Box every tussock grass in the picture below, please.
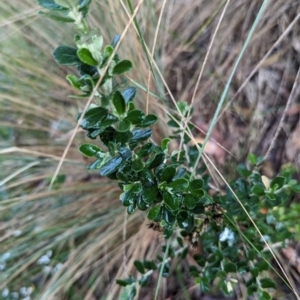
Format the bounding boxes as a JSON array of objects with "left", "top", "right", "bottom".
[{"left": 1, "top": 0, "right": 300, "bottom": 299}]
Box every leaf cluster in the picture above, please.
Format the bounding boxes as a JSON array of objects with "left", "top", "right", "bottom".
[{"left": 37, "top": 1, "right": 300, "bottom": 299}]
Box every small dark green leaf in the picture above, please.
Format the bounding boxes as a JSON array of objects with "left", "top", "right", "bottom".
[
  {"left": 168, "top": 178, "right": 189, "bottom": 192},
  {"left": 163, "top": 191, "right": 180, "bottom": 212},
  {"left": 99, "top": 155, "right": 122, "bottom": 176},
  {"left": 250, "top": 267, "right": 259, "bottom": 277},
  {"left": 260, "top": 278, "right": 276, "bottom": 289},
  {"left": 116, "top": 280, "right": 129, "bottom": 287},
  {"left": 137, "top": 196, "right": 149, "bottom": 211},
  {"left": 190, "top": 179, "right": 204, "bottom": 190},
  {"left": 122, "top": 87, "right": 136, "bottom": 103},
  {"left": 127, "top": 202, "right": 136, "bottom": 215},
  {"left": 162, "top": 207, "right": 176, "bottom": 224},
  {"left": 173, "top": 167, "right": 187, "bottom": 180},
  {"left": 183, "top": 194, "right": 196, "bottom": 209},
  {"left": 126, "top": 110, "right": 145, "bottom": 124},
  {"left": 143, "top": 260, "right": 157, "bottom": 270},
  {"left": 251, "top": 185, "right": 265, "bottom": 196},
  {"left": 120, "top": 189, "right": 135, "bottom": 207},
  {"left": 142, "top": 187, "right": 158, "bottom": 205},
  {"left": 77, "top": 48, "right": 98, "bottom": 66},
  {"left": 160, "top": 166, "right": 176, "bottom": 183},
  {"left": 134, "top": 260, "right": 145, "bottom": 274},
  {"left": 53, "top": 46, "right": 81, "bottom": 66},
  {"left": 137, "top": 143, "right": 154, "bottom": 158},
  {"left": 224, "top": 262, "right": 237, "bottom": 273},
  {"left": 131, "top": 158, "right": 144, "bottom": 172},
  {"left": 129, "top": 128, "right": 152, "bottom": 147},
  {"left": 37, "top": 0, "right": 69, "bottom": 11},
  {"left": 80, "top": 107, "right": 107, "bottom": 129},
  {"left": 112, "top": 59, "right": 133, "bottom": 75},
  {"left": 177, "top": 210, "right": 194, "bottom": 233},
  {"left": 113, "top": 91, "right": 126, "bottom": 115},
  {"left": 141, "top": 114, "right": 158, "bottom": 127},
  {"left": 163, "top": 224, "right": 174, "bottom": 239},
  {"left": 270, "top": 176, "right": 285, "bottom": 189},
  {"left": 117, "top": 119, "right": 131, "bottom": 132},
  {"left": 147, "top": 205, "right": 161, "bottom": 220},
  {"left": 237, "top": 163, "right": 252, "bottom": 177},
  {"left": 79, "top": 143, "right": 102, "bottom": 157},
  {"left": 147, "top": 153, "right": 165, "bottom": 169}
]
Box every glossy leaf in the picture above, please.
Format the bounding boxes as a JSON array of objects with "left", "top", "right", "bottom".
[
  {"left": 113, "top": 91, "right": 126, "bottom": 115},
  {"left": 99, "top": 155, "right": 122, "bottom": 176},
  {"left": 126, "top": 110, "right": 145, "bottom": 124},
  {"left": 131, "top": 158, "right": 144, "bottom": 172},
  {"left": 80, "top": 107, "right": 107, "bottom": 129},
  {"left": 129, "top": 128, "right": 152, "bottom": 147},
  {"left": 270, "top": 176, "right": 285, "bottom": 190},
  {"left": 137, "top": 196, "right": 149, "bottom": 211},
  {"left": 162, "top": 207, "right": 176, "bottom": 224},
  {"left": 137, "top": 143, "right": 154, "bottom": 158},
  {"left": 77, "top": 48, "right": 98, "bottom": 66},
  {"left": 183, "top": 194, "right": 196, "bottom": 210},
  {"left": 147, "top": 153, "right": 165, "bottom": 169},
  {"left": 147, "top": 205, "right": 161, "bottom": 220},
  {"left": 168, "top": 178, "right": 189, "bottom": 192},
  {"left": 127, "top": 202, "right": 136, "bottom": 215},
  {"left": 142, "top": 187, "right": 158, "bottom": 205},
  {"left": 87, "top": 159, "right": 103, "bottom": 170},
  {"left": 112, "top": 59, "right": 133, "bottom": 75},
  {"left": 117, "top": 119, "right": 131, "bottom": 132},
  {"left": 122, "top": 87, "right": 136, "bottom": 103},
  {"left": 163, "top": 224, "right": 174, "bottom": 239},
  {"left": 120, "top": 189, "right": 135, "bottom": 207},
  {"left": 79, "top": 143, "right": 102, "bottom": 157},
  {"left": 163, "top": 191, "right": 180, "bottom": 212},
  {"left": 141, "top": 114, "right": 158, "bottom": 127},
  {"left": 160, "top": 166, "right": 176, "bottom": 183},
  {"left": 53, "top": 46, "right": 81, "bottom": 65},
  {"left": 177, "top": 210, "right": 194, "bottom": 233}
]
